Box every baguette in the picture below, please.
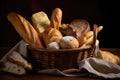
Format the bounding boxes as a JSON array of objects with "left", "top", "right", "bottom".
[
  {"left": 43, "top": 8, "right": 63, "bottom": 47},
  {"left": 7, "top": 12, "right": 43, "bottom": 49},
  {"left": 97, "top": 49, "right": 120, "bottom": 65}
]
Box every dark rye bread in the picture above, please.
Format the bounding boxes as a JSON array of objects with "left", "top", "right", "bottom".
[{"left": 59, "top": 19, "right": 91, "bottom": 38}]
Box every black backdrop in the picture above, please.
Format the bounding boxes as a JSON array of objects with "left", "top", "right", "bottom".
[{"left": 0, "top": 0, "right": 120, "bottom": 48}]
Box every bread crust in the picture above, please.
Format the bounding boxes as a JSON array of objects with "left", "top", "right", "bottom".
[
  {"left": 97, "top": 49, "right": 120, "bottom": 65},
  {"left": 59, "top": 19, "right": 91, "bottom": 38},
  {"left": 7, "top": 12, "right": 43, "bottom": 49},
  {"left": 77, "top": 26, "right": 103, "bottom": 47},
  {"left": 43, "top": 8, "right": 63, "bottom": 47}
]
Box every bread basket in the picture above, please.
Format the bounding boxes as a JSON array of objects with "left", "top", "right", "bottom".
[{"left": 27, "top": 26, "right": 98, "bottom": 70}]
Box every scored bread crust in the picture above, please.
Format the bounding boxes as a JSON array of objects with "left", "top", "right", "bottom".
[
  {"left": 43, "top": 8, "right": 63, "bottom": 47},
  {"left": 7, "top": 12, "right": 43, "bottom": 49}
]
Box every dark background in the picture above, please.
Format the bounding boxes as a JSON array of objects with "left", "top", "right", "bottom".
[{"left": 0, "top": 0, "right": 120, "bottom": 48}]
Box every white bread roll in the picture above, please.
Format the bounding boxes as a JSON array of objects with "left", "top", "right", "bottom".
[
  {"left": 7, "top": 12, "right": 43, "bottom": 49},
  {"left": 47, "top": 42, "right": 60, "bottom": 50},
  {"left": 60, "top": 36, "right": 79, "bottom": 49}
]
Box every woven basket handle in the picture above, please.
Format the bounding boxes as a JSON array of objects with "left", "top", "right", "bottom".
[{"left": 89, "top": 24, "right": 99, "bottom": 57}]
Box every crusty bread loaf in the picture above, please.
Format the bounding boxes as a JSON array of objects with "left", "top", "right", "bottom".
[
  {"left": 7, "top": 51, "right": 32, "bottom": 70},
  {"left": 43, "top": 8, "right": 63, "bottom": 47},
  {"left": 50, "top": 8, "right": 62, "bottom": 29},
  {"left": 7, "top": 12, "right": 43, "bottom": 49},
  {"left": 97, "top": 49, "right": 120, "bottom": 65},
  {"left": 2, "top": 61, "right": 26, "bottom": 75},
  {"left": 59, "top": 19, "right": 91, "bottom": 38}
]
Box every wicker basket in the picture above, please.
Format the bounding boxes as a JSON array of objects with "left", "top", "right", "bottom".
[
  {"left": 27, "top": 25, "right": 98, "bottom": 70},
  {"left": 27, "top": 46, "right": 93, "bottom": 70}
]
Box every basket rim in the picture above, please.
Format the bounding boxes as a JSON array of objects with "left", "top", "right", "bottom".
[{"left": 28, "top": 45, "right": 92, "bottom": 52}]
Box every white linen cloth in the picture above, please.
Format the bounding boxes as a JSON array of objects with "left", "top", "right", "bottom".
[
  {"left": 1, "top": 40, "right": 120, "bottom": 79},
  {"left": 37, "top": 57, "right": 120, "bottom": 79}
]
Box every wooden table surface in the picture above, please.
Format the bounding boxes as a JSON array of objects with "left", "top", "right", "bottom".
[
  {"left": 0, "top": 72, "right": 98, "bottom": 80},
  {"left": 0, "top": 47, "right": 120, "bottom": 80}
]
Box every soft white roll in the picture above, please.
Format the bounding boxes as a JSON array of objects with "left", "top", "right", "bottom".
[{"left": 60, "top": 36, "right": 79, "bottom": 49}]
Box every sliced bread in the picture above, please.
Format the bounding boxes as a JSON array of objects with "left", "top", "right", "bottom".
[
  {"left": 7, "top": 51, "right": 32, "bottom": 70},
  {"left": 2, "top": 61, "right": 26, "bottom": 75}
]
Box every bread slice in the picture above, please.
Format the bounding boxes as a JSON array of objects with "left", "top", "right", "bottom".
[
  {"left": 2, "top": 61, "right": 26, "bottom": 75},
  {"left": 7, "top": 51, "right": 32, "bottom": 70}
]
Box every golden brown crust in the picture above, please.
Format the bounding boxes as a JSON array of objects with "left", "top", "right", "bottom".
[
  {"left": 7, "top": 12, "right": 43, "bottom": 49},
  {"left": 97, "top": 49, "right": 120, "bottom": 65},
  {"left": 43, "top": 8, "right": 63, "bottom": 47},
  {"left": 43, "top": 28, "right": 63, "bottom": 47},
  {"left": 77, "top": 26, "right": 103, "bottom": 47},
  {"left": 50, "top": 8, "right": 62, "bottom": 29}
]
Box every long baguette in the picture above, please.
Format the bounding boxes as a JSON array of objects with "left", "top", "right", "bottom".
[
  {"left": 7, "top": 12, "right": 43, "bottom": 49},
  {"left": 43, "top": 8, "right": 63, "bottom": 47}
]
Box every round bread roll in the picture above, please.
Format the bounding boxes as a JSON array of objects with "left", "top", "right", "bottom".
[
  {"left": 47, "top": 42, "right": 60, "bottom": 50},
  {"left": 60, "top": 36, "right": 79, "bottom": 49}
]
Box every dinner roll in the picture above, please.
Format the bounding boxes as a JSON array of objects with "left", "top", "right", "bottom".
[{"left": 60, "top": 36, "right": 79, "bottom": 49}]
